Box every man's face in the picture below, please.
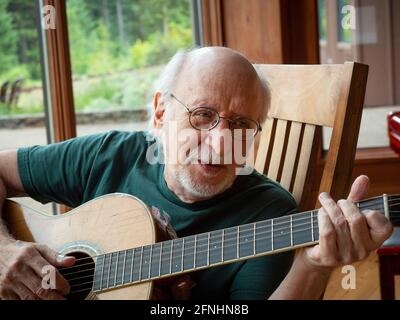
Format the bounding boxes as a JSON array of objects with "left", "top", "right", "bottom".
[{"left": 156, "top": 49, "right": 264, "bottom": 201}]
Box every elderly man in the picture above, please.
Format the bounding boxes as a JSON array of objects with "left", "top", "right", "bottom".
[{"left": 0, "top": 47, "right": 393, "bottom": 300}]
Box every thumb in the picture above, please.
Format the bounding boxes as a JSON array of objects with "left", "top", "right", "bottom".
[
  {"left": 347, "top": 175, "right": 370, "bottom": 202},
  {"left": 36, "top": 244, "right": 76, "bottom": 267}
]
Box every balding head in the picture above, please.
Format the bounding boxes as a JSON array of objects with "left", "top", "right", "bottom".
[
  {"left": 152, "top": 46, "right": 268, "bottom": 203},
  {"left": 153, "top": 46, "right": 268, "bottom": 124}
]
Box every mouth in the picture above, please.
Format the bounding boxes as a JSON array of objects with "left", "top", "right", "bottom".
[{"left": 196, "top": 160, "right": 225, "bottom": 175}]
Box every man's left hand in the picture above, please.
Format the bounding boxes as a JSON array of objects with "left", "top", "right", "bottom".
[{"left": 301, "top": 175, "right": 393, "bottom": 270}]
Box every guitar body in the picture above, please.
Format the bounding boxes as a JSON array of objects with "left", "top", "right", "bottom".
[{"left": 2, "top": 194, "right": 157, "bottom": 300}]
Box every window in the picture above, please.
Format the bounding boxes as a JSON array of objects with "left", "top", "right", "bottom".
[
  {"left": 336, "top": 0, "right": 352, "bottom": 43},
  {"left": 66, "top": 0, "right": 195, "bottom": 136},
  {"left": 0, "top": 0, "right": 49, "bottom": 148},
  {"left": 318, "top": 0, "right": 400, "bottom": 150},
  {"left": 0, "top": 0, "right": 53, "bottom": 214},
  {"left": 318, "top": 0, "right": 327, "bottom": 42}
]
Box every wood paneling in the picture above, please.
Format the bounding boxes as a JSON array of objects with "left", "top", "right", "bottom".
[
  {"left": 201, "top": 0, "right": 224, "bottom": 46},
  {"left": 220, "top": 0, "right": 284, "bottom": 63},
  {"left": 280, "top": 0, "right": 320, "bottom": 64},
  {"left": 202, "top": 0, "right": 319, "bottom": 64},
  {"left": 392, "top": 0, "right": 400, "bottom": 105}
]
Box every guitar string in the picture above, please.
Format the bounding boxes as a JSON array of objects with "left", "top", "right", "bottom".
[
  {"left": 60, "top": 214, "right": 320, "bottom": 276},
  {"left": 51, "top": 198, "right": 398, "bottom": 295},
  {"left": 62, "top": 220, "right": 320, "bottom": 280},
  {"left": 60, "top": 199, "right": 400, "bottom": 276},
  {"left": 59, "top": 197, "right": 399, "bottom": 270},
  {"left": 63, "top": 202, "right": 396, "bottom": 286}
]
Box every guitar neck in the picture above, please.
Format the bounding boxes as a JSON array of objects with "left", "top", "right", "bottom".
[{"left": 91, "top": 195, "right": 389, "bottom": 293}]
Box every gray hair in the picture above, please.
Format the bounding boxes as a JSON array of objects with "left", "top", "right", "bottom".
[{"left": 147, "top": 47, "right": 270, "bottom": 129}]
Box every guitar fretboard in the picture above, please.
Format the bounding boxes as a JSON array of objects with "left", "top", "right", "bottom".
[{"left": 91, "top": 195, "right": 386, "bottom": 292}]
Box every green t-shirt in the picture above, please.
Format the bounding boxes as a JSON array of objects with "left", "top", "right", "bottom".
[{"left": 17, "top": 130, "right": 298, "bottom": 299}]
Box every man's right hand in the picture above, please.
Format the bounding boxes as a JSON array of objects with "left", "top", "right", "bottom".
[{"left": 0, "top": 239, "right": 75, "bottom": 300}]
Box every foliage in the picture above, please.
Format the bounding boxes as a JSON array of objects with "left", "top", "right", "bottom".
[
  {"left": 0, "top": 0, "right": 17, "bottom": 74},
  {"left": 0, "top": 0, "right": 193, "bottom": 115}
]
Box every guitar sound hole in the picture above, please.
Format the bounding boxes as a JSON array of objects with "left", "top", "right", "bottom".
[{"left": 59, "top": 252, "right": 95, "bottom": 300}]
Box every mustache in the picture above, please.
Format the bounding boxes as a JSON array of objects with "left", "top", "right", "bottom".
[{"left": 184, "top": 147, "right": 227, "bottom": 165}]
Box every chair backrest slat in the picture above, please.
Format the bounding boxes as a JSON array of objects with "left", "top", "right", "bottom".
[
  {"left": 254, "top": 62, "right": 369, "bottom": 210},
  {"left": 290, "top": 124, "right": 316, "bottom": 204},
  {"left": 279, "top": 121, "right": 303, "bottom": 195},
  {"left": 267, "top": 119, "right": 289, "bottom": 181}
]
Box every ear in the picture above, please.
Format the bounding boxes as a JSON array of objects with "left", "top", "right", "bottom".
[{"left": 153, "top": 92, "right": 166, "bottom": 129}]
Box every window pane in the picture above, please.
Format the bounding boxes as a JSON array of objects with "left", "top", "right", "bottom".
[
  {"left": 0, "top": 0, "right": 52, "bottom": 214},
  {"left": 318, "top": 0, "right": 400, "bottom": 149},
  {"left": 336, "top": 0, "right": 352, "bottom": 43},
  {"left": 318, "top": 0, "right": 327, "bottom": 41},
  {"left": 66, "top": 0, "right": 194, "bottom": 136}
]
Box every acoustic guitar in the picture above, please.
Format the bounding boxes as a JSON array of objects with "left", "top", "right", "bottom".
[{"left": 2, "top": 193, "right": 399, "bottom": 299}]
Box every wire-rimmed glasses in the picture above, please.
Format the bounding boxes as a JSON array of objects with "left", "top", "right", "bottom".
[{"left": 170, "top": 93, "right": 262, "bottom": 141}]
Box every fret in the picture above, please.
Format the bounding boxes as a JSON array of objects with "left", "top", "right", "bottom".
[
  {"left": 171, "top": 238, "right": 184, "bottom": 273},
  {"left": 170, "top": 240, "right": 174, "bottom": 274},
  {"left": 148, "top": 245, "right": 153, "bottom": 279},
  {"left": 207, "top": 232, "right": 210, "bottom": 265},
  {"left": 236, "top": 226, "right": 240, "bottom": 258},
  {"left": 138, "top": 246, "right": 143, "bottom": 281},
  {"left": 158, "top": 242, "right": 163, "bottom": 276},
  {"left": 290, "top": 216, "right": 293, "bottom": 246},
  {"left": 291, "top": 211, "right": 313, "bottom": 245},
  {"left": 108, "top": 253, "right": 116, "bottom": 288},
  {"left": 312, "top": 210, "right": 319, "bottom": 240},
  {"left": 238, "top": 224, "right": 254, "bottom": 258},
  {"left": 194, "top": 235, "right": 197, "bottom": 268},
  {"left": 108, "top": 252, "right": 118, "bottom": 288},
  {"left": 181, "top": 238, "right": 185, "bottom": 271},
  {"left": 93, "top": 254, "right": 105, "bottom": 291},
  {"left": 132, "top": 247, "right": 141, "bottom": 282},
  {"left": 253, "top": 223, "right": 256, "bottom": 255},
  {"left": 115, "top": 250, "right": 124, "bottom": 286},
  {"left": 195, "top": 233, "right": 208, "bottom": 268},
  {"left": 160, "top": 240, "right": 172, "bottom": 276},
  {"left": 121, "top": 250, "right": 127, "bottom": 285},
  {"left": 255, "top": 220, "right": 272, "bottom": 254},
  {"left": 123, "top": 249, "right": 134, "bottom": 283},
  {"left": 150, "top": 243, "right": 161, "bottom": 278},
  {"left": 140, "top": 245, "right": 151, "bottom": 281},
  {"left": 271, "top": 220, "right": 274, "bottom": 251},
  {"left": 273, "top": 216, "right": 291, "bottom": 250},
  {"left": 221, "top": 230, "right": 225, "bottom": 262},
  {"left": 100, "top": 254, "right": 106, "bottom": 289},
  {"left": 311, "top": 211, "right": 315, "bottom": 241},
  {"left": 125, "top": 248, "right": 133, "bottom": 284},
  {"left": 104, "top": 253, "right": 112, "bottom": 288},
  {"left": 223, "top": 226, "right": 238, "bottom": 261},
  {"left": 183, "top": 235, "right": 195, "bottom": 270},
  {"left": 209, "top": 230, "right": 223, "bottom": 265}
]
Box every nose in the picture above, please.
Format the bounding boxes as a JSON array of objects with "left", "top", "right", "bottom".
[{"left": 204, "top": 120, "right": 233, "bottom": 159}]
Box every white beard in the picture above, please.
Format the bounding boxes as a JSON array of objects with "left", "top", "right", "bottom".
[{"left": 172, "top": 164, "right": 235, "bottom": 198}]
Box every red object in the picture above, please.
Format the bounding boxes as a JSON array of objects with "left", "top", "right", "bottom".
[
  {"left": 378, "top": 118, "right": 399, "bottom": 299},
  {"left": 388, "top": 111, "right": 400, "bottom": 155}
]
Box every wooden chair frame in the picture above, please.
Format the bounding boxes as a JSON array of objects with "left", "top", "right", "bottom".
[{"left": 254, "top": 62, "right": 369, "bottom": 210}]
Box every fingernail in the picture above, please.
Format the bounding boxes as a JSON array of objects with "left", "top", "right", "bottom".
[
  {"left": 361, "top": 209, "right": 373, "bottom": 214},
  {"left": 56, "top": 254, "right": 65, "bottom": 263},
  {"left": 319, "top": 192, "right": 329, "bottom": 200}
]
